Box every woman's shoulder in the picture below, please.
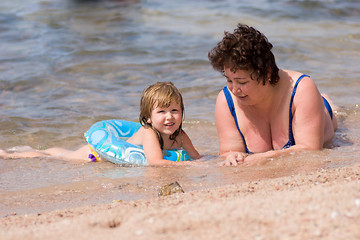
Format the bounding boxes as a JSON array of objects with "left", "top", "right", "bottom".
[
  {"left": 279, "top": 70, "right": 315, "bottom": 92},
  {"left": 281, "top": 69, "right": 311, "bottom": 82},
  {"left": 215, "top": 88, "right": 226, "bottom": 103},
  {"left": 286, "top": 70, "right": 319, "bottom": 105}
]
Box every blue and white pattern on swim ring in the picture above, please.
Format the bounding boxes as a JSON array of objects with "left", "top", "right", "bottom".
[{"left": 84, "top": 119, "right": 191, "bottom": 165}]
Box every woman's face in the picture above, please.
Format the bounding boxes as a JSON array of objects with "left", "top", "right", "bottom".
[{"left": 224, "top": 68, "right": 267, "bottom": 106}]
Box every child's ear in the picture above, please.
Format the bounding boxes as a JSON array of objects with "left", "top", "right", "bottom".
[{"left": 147, "top": 118, "right": 152, "bottom": 124}]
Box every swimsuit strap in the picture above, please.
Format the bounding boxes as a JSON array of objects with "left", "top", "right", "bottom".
[
  {"left": 322, "top": 96, "right": 333, "bottom": 119},
  {"left": 287, "top": 74, "right": 310, "bottom": 147},
  {"left": 222, "top": 87, "right": 251, "bottom": 154}
]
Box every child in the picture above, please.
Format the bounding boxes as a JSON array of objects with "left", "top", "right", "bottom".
[
  {"left": 0, "top": 82, "right": 201, "bottom": 165},
  {"left": 126, "top": 81, "right": 200, "bottom": 165}
]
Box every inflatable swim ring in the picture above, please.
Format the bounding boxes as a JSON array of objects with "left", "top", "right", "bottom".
[{"left": 84, "top": 119, "right": 191, "bottom": 165}]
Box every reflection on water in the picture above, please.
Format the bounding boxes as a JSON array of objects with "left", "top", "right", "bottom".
[{"left": 0, "top": 0, "right": 360, "bottom": 216}]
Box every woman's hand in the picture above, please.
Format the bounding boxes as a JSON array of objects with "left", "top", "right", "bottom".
[
  {"left": 219, "top": 151, "right": 276, "bottom": 166},
  {"left": 219, "top": 152, "right": 247, "bottom": 166},
  {"left": 243, "top": 153, "right": 272, "bottom": 166}
]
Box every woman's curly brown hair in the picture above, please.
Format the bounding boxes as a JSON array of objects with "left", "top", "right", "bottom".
[{"left": 208, "top": 23, "right": 279, "bottom": 86}]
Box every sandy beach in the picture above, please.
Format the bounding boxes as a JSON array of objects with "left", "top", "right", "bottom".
[
  {"left": 1, "top": 1, "right": 360, "bottom": 239},
  {"left": 1, "top": 163, "right": 359, "bottom": 240}
]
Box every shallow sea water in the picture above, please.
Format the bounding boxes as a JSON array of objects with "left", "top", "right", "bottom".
[{"left": 1, "top": 0, "right": 360, "bottom": 216}]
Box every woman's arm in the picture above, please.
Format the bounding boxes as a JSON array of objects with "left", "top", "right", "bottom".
[
  {"left": 215, "top": 90, "right": 247, "bottom": 166},
  {"left": 291, "top": 76, "right": 325, "bottom": 150}
]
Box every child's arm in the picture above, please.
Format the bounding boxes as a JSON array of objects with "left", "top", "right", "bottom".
[
  {"left": 181, "top": 130, "right": 201, "bottom": 159},
  {"left": 142, "top": 128, "right": 191, "bottom": 166},
  {"left": 0, "top": 145, "right": 89, "bottom": 162}
]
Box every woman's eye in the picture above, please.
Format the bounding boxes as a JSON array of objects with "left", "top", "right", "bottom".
[{"left": 172, "top": 109, "right": 178, "bottom": 112}]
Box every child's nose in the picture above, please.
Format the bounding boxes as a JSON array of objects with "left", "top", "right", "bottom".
[{"left": 166, "top": 112, "right": 174, "bottom": 119}]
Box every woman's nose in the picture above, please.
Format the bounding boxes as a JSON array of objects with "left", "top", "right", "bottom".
[{"left": 232, "top": 83, "right": 242, "bottom": 94}]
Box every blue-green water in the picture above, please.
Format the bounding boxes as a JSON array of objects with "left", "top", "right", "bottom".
[{"left": 1, "top": 0, "right": 360, "bottom": 216}]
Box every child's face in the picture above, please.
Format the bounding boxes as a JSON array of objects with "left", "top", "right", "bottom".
[{"left": 148, "top": 100, "right": 182, "bottom": 138}]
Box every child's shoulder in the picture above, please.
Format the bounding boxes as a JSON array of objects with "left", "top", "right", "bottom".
[
  {"left": 127, "top": 126, "right": 156, "bottom": 145},
  {"left": 139, "top": 125, "right": 159, "bottom": 140},
  {"left": 173, "top": 129, "right": 187, "bottom": 147}
]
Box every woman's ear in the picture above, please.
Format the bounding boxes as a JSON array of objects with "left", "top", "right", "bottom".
[
  {"left": 267, "top": 68, "right": 272, "bottom": 79},
  {"left": 147, "top": 118, "right": 152, "bottom": 124}
]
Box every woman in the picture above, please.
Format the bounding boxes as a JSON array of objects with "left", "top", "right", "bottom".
[{"left": 208, "top": 23, "right": 337, "bottom": 166}]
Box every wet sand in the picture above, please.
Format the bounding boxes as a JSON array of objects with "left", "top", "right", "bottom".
[{"left": 1, "top": 163, "right": 359, "bottom": 240}]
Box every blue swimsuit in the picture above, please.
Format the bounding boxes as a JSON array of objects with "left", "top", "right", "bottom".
[{"left": 223, "top": 74, "right": 333, "bottom": 154}]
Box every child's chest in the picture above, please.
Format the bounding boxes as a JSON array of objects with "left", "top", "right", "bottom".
[{"left": 163, "top": 134, "right": 182, "bottom": 150}]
